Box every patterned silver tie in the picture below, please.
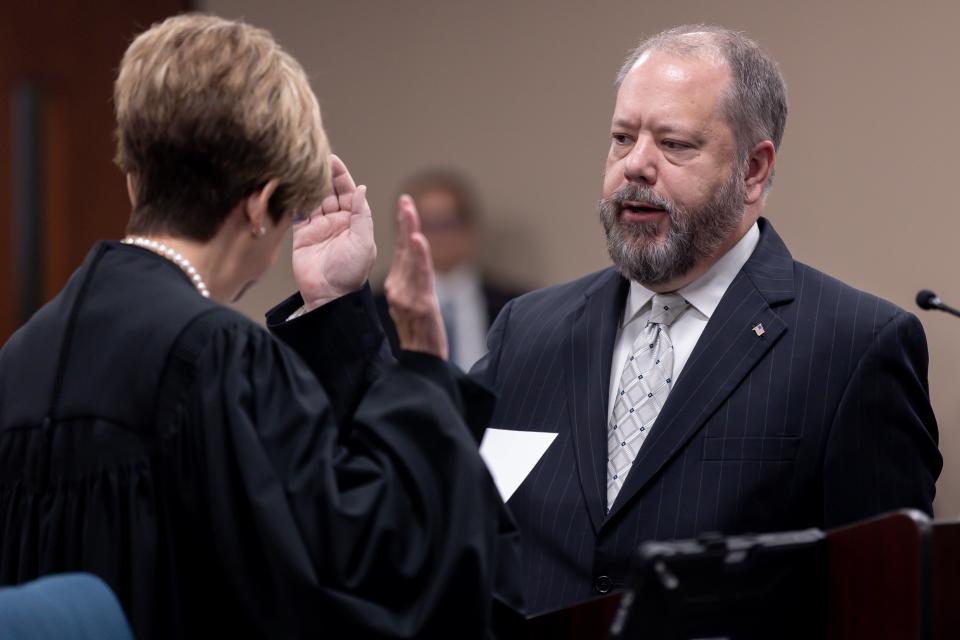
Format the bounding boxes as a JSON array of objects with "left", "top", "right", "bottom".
[{"left": 607, "top": 293, "right": 690, "bottom": 511}]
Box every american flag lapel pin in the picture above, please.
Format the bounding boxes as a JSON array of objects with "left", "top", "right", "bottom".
[{"left": 752, "top": 323, "right": 765, "bottom": 337}]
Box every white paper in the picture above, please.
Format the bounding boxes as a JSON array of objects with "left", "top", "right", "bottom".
[{"left": 479, "top": 428, "right": 558, "bottom": 502}]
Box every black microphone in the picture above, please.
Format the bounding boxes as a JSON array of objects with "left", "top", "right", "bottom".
[{"left": 916, "top": 289, "right": 960, "bottom": 318}]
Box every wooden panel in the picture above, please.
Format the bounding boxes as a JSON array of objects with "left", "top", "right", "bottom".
[
  {"left": 0, "top": 0, "right": 189, "bottom": 342},
  {"left": 0, "top": 23, "right": 11, "bottom": 340},
  {"left": 525, "top": 592, "right": 621, "bottom": 639},
  {"left": 826, "top": 510, "right": 930, "bottom": 640},
  {"left": 932, "top": 521, "right": 960, "bottom": 640}
]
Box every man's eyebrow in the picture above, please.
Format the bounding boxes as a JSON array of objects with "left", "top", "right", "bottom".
[{"left": 611, "top": 118, "right": 706, "bottom": 141}]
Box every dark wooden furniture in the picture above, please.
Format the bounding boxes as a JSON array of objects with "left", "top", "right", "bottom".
[{"left": 511, "top": 510, "right": 959, "bottom": 639}]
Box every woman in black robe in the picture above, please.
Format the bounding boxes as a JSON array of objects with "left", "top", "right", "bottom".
[{"left": 0, "top": 14, "right": 504, "bottom": 639}]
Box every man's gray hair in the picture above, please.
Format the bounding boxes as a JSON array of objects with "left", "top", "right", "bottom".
[{"left": 616, "top": 25, "right": 787, "bottom": 184}]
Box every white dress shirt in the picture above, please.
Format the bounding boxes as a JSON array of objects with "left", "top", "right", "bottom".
[
  {"left": 607, "top": 223, "right": 760, "bottom": 421},
  {"left": 435, "top": 266, "right": 489, "bottom": 371}
]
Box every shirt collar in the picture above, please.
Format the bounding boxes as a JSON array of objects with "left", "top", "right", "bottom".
[
  {"left": 621, "top": 221, "right": 760, "bottom": 327},
  {"left": 435, "top": 265, "right": 482, "bottom": 302}
]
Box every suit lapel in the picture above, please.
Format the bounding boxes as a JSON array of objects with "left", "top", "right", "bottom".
[
  {"left": 566, "top": 268, "right": 629, "bottom": 533},
  {"left": 604, "top": 218, "right": 796, "bottom": 524}
]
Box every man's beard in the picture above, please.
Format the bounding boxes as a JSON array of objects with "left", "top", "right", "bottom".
[{"left": 599, "top": 167, "right": 746, "bottom": 286}]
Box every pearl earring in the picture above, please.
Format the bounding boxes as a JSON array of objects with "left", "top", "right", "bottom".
[{"left": 252, "top": 225, "right": 266, "bottom": 237}]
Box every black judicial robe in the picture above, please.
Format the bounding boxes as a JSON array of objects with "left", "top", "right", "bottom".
[{"left": 0, "top": 241, "right": 504, "bottom": 639}]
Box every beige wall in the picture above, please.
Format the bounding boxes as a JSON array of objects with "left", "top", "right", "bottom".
[{"left": 209, "top": 0, "right": 960, "bottom": 516}]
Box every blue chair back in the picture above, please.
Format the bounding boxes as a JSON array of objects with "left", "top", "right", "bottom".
[{"left": 0, "top": 573, "right": 134, "bottom": 640}]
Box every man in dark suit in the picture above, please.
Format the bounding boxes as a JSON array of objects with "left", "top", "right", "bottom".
[
  {"left": 376, "top": 170, "right": 523, "bottom": 370},
  {"left": 387, "top": 25, "right": 942, "bottom": 614}
]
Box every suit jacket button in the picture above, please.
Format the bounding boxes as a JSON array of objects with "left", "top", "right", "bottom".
[{"left": 593, "top": 575, "right": 613, "bottom": 594}]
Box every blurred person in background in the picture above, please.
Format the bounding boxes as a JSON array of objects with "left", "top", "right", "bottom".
[
  {"left": 377, "top": 170, "right": 524, "bottom": 371},
  {"left": 0, "top": 14, "right": 505, "bottom": 639}
]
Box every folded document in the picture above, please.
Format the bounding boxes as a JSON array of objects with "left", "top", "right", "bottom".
[{"left": 479, "top": 429, "right": 558, "bottom": 502}]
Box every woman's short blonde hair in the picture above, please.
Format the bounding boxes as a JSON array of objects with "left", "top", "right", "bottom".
[{"left": 115, "top": 13, "right": 330, "bottom": 240}]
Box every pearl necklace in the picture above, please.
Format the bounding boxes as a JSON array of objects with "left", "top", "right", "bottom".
[{"left": 122, "top": 236, "right": 211, "bottom": 298}]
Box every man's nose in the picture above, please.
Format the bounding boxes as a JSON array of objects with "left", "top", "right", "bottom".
[{"left": 623, "top": 138, "right": 657, "bottom": 185}]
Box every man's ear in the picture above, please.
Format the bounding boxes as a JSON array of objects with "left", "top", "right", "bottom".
[
  {"left": 744, "top": 140, "right": 776, "bottom": 205},
  {"left": 245, "top": 178, "right": 281, "bottom": 233},
  {"left": 126, "top": 174, "right": 138, "bottom": 208}
]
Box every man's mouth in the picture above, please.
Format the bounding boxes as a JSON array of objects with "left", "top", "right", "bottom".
[{"left": 621, "top": 200, "right": 667, "bottom": 216}]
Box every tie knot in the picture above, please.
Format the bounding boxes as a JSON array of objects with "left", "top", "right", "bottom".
[{"left": 649, "top": 293, "right": 689, "bottom": 326}]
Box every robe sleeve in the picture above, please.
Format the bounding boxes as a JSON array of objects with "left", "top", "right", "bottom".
[
  {"left": 267, "top": 285, "right": 495, "bottom": 443},
  {"left": 265, "top": 284, "right": 392, "bottom": 425},
  {"left": 158, "top": 307, "right": 502, "bottom": 638}
]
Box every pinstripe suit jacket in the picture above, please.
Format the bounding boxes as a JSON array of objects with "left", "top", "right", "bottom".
[{"left": 471, "top": 218, "right": 942, "bottom": 613}]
